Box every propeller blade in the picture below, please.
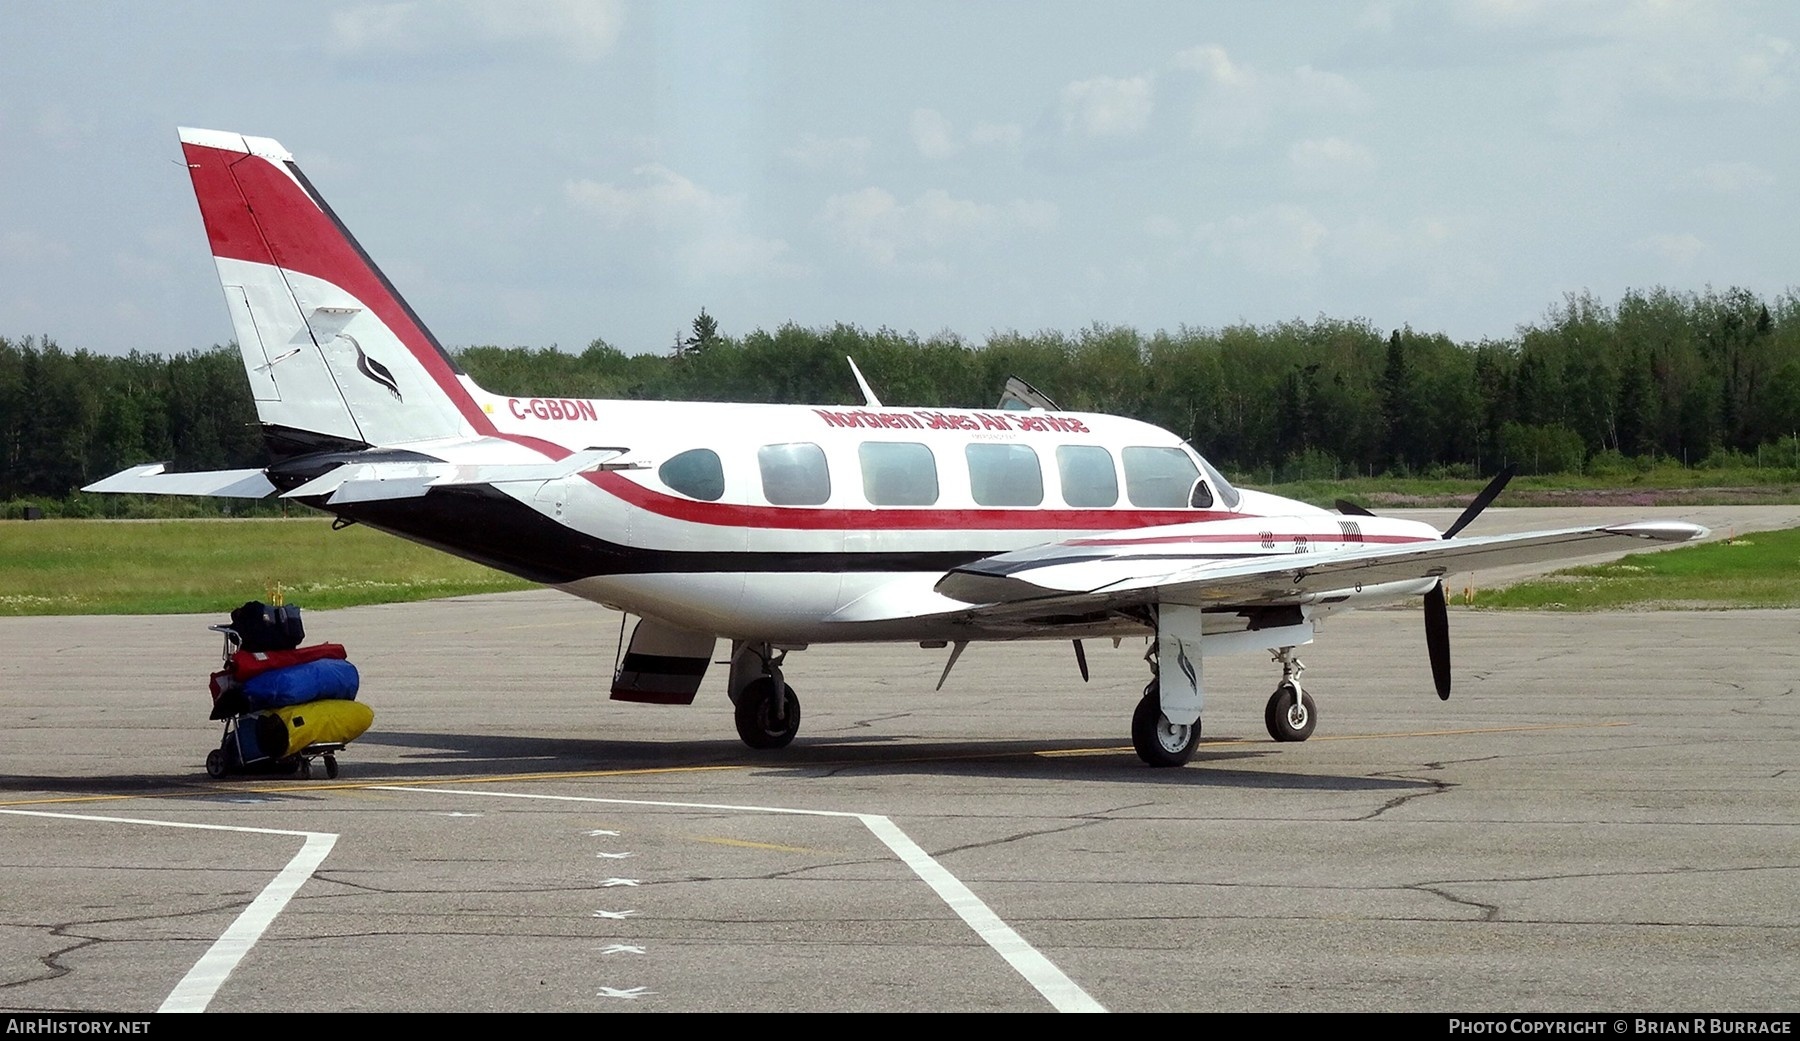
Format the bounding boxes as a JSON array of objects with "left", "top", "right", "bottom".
[
  {"left": 1423, "top": 580, "right": 1451, "bottom": 699},
  {"left": 1335, "top": 499, "right": 1376, "bottom": 517},
  {"left": 1442, "top": 465, "right": 1517, "bottom": 539}
]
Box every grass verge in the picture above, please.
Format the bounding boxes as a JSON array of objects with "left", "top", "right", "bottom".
[
  {"left": 0, "top": 518, "right": 534, "bottom": 616},
  {"left": 1473, "top": 526, "right": 1800, "bottom": 610}
]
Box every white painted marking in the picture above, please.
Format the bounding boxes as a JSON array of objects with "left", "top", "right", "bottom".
[
  {"left": 598, "top": 986, "right": 653, "bottom": 999},
  {"left": 598, "top": 944, "right": 646, "bottom": 955},
  {"left": 594, "top": 851, "right": 634, "bottom": 859},
  {"left": 600, "top": 878, "right": 640, "bottom": 887},
  {"left": 435, "top": 812, "right": 484, "bottom": 818},
  {"left": 588, "top": 829, "right": 620, "bottom": 836},
  {"left": 0, "top": 809, "right": 338, "bottom": 1014},
  {"left": 858, "top": 814, "right": 1103, "bottom": 1013},
  {"left": 592, "top": 909, "right": 637, "bottom": 919},
  {"left": 375, "top": 786, "right": 1105, "bottom": 1013}
]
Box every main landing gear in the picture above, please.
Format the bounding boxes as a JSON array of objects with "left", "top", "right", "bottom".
[
  {"left": 1264, "top": 648, "right": 1317, "bottom": 743},
  {"left": 1131, "top": 679, "right": 1199, "bottom": 768},
  {"left": 1129, "top": 644, "right": 1318, "bottom": 767},
  {"left": 731, "top": 643, "right": 801, "bottom": 750}
]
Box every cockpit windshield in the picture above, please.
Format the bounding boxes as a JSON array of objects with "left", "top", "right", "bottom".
[{"left": 1190, "top": 448, "right": 1242, "bottom": 511}]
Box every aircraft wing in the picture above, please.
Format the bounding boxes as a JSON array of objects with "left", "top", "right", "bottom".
[{"left": 930, "top": 520, "right": 1708, "bottom": 619}]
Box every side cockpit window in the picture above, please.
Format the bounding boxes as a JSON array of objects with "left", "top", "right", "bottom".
[
  {"left": 1122, "top": 446, "right": 1200, "bottom": 508},
  {"left": 758, "top": 443, "right": 831, "bottom": 505},
  {"left": 658, "top": 448, "right": 725, "bottom": 502},
  {"left": 859, "top": 442, "right": 938, "bottom": 505}
]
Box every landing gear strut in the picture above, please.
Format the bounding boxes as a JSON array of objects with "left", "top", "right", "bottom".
[
  {"left": 731, "top": 643, "right": 801, "bottom": 750},
  {"left": 1264, "top": 648, "right": 1317, "bottom": 742}
]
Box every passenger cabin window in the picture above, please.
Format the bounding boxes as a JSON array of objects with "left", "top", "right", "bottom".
[
  {"left": 1122, "top": 446, "right": 1201, "bottom": 508},
  {"left": 859, "top": 442, "right": 938, "bottom": 506},
  {"left": 658, "top": 448, "right": 724, "bottom": 502},
  {"left": 758, "top": 443, "right": 830, "bottom": 505},
  {"left": 966, "top": 444, "right": 1044, "bottom": 507},
  {"left": 1055, "top": 445, "right": 1118, "bottom": 507}
]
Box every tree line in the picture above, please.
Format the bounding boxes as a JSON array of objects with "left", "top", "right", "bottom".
[{"left": 4, "top": 285, "right": 1798, "bottom": 514}]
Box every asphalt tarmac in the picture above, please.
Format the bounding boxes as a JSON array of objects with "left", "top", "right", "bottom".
[{"left": 0, "top": 507, "right": 1796, "bottom": 1013}]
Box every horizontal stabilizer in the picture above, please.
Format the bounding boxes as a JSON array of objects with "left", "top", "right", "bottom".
[
  {"left": 81, "top": 464, "right": 275, "bottom": 499},
  {"left": 282, "top": 448, "right": 640, "bottom": 504}
]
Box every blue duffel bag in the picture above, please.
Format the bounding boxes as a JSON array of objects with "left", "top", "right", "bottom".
[{"left": 241, "top": 659, "right": 361, "bottom": 709}]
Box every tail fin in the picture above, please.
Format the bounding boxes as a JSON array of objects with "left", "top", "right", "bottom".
[{"left": 178, "top": 128, "right": 483, "bottom": 454}]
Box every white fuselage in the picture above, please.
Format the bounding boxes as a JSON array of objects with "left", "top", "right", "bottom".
[{"left": 361, "top": 389, "right": 1442, "bottom": 646}]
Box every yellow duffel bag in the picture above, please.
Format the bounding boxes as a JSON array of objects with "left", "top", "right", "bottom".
[{"left": 268, "top": 700, "right": 375, "bottom": 758}]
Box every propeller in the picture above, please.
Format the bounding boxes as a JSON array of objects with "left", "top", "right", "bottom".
[{"left": 1420, "top": 465, "right": 1516, "bottom": 699}]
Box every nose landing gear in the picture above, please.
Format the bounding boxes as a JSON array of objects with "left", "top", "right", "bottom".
[{"left": 1264, "top": 649, "right": 1316, "bottom": 742}]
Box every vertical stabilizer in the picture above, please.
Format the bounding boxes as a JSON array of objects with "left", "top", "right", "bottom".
[{"left": 178, "top": 128, "right": 481, "bottom": 452}]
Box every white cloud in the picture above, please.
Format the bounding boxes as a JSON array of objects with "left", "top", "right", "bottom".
[
  {"left": 680, "top": 230, "right": 803, "bottom": 280},
  {"left": 1639, "top": 232, "right": 1710, "bottom": 267},
  {"left": 565, "top": 165, "right": 736, "bottom": 228},
  {"left": 1523, "top": 3, "right": 1793, "bottom": 129},
  {"left": 1326, "top": 216, "right": 1455, "bottom": 275},
  {"left": 565, "top": 166, "right": 798, "bottom": 279},
  {"left": 330, "top": 0, "right": 624, "bottom": 61},
  {"left": 785, "top": 133, "right": 872, "bottom": 176},
  {"left": 969, "top": 122, "right": 1023, "bottom": 149},
  {"left": 1195, "top": 205, "right": 1329, "bottom": 278},
  {"left": 1058, "top": 75, "right": 1154, "bottom": 138},
  {"left": 1688, "top": 161, "right": 1776, "bottom": 193},
  {"left": 818, "top": 187, "right": 1057, "bottom": 269},
  {"left": 1174, "top": 45, "right": 1367, "bottom": 149},
  {"left": 909, "top": 108, "right": 959, "bottom": 159},
  {"left": 1143, "top": 214, "right": 1183, "bottom": 240},
  {"left": 1288, "top": 137, "right": 1377, "bottom": 191}
]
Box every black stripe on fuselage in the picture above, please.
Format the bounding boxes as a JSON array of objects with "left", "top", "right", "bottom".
[
  {"left": 323, "top": 484, "right": 989, "bottom": 584},
  {"left": 953, "top": 549, "right": 1280, "bottom": 578}
]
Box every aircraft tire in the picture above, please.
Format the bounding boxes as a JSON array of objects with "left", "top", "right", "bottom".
[
  {"left": 735, "top": 678, "right": 801, "bottom": 750},
  {"left": 1131, "top": 685, "right": 1198, "bottom": 767},
  {"left": 1265, "top": 683, "right": 1318, "bottom": 742}
]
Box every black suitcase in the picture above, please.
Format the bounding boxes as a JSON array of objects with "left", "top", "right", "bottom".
[{"left": 229, "top": 601, "right": 305, "bottom": 652}]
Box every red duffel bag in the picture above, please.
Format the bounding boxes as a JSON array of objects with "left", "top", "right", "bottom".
[{"left": 231, "top": 643, "right": 349, "bottom": 682}]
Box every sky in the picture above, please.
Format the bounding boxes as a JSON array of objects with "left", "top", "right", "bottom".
[{"left": 2, "top": 0, "right": 1795, "bottom": 359}]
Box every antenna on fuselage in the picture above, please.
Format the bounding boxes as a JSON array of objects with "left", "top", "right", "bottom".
[{"left": 845, "top": 356, "right": 884, "bottom": 408}]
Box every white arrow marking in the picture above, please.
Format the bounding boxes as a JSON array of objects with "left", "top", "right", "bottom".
[
  {"left": 594, "top": 851, "right": 634, "bottom": 859},
  {"left": 600, "top": 878, "right": 639, "bottom": 887},
  {"left": 592, "top": 909, "right": 638, "bottom": 919},
  {"left": 598, "top": 944, "right": 645, "bottom": 955},
  {"left": 587, "top": 829, "right": 620, "bottom": 836},
  {"left": 435, "top": 812, "right": 484, "bottom": 818},
  {"left": 597, "top": 986, "right": 653, "bottom": 999}
]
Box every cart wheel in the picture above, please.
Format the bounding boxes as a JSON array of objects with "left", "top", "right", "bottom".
[
  {"left": 298, "top": 758, "right": 312, "bottom": 780},
  {"left": 205, "top": 748, "right": 227, "bottom": 779},
  {"left": 324, "top": 753, "right": 339, "bottom": 780}
]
